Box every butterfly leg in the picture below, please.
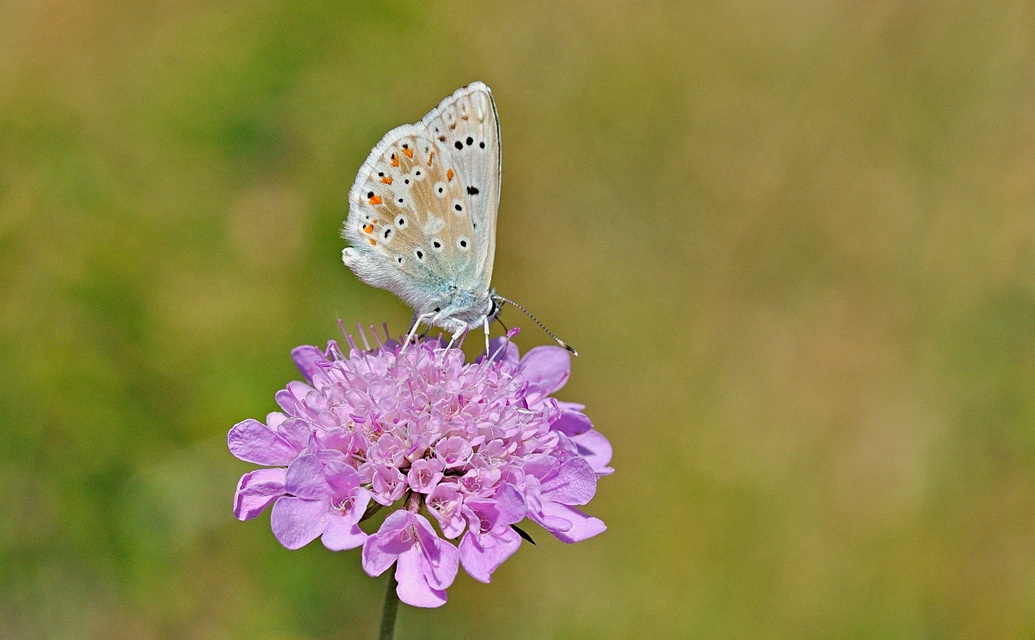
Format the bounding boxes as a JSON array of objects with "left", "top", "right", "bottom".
[
  {"left": 482, "top": 315, "right": 491, "bottom": 356},
  {"left": 400, "top": 311, "right": 433, "bottom": 355},
  {"left": 445, "top": 327, "right": 467, "bottom": 351}
]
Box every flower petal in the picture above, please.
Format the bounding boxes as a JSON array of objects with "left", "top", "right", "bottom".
[
  {"left": 550, "top": 410, "right": 593, "bottom": 437},
  {"left": 414, "top": 515, "right": 459, "bottom": 591},
  {"left": 519, "top": 346, "right": 570, "bottom": 393},
  {"left": 233, "top": 468, "right": 286, "bottom": 520},
  {"left": 539, "top": 502, "right": 606, "bottom": 543},
  {"left": 361, "top": 539, "right": 397, "bottom": 578},
  {"left": 522, "top": 454, "right": 558, "bottom": 480},
  {"left": 276, "top": 418, "right": 312, "bottom": 453},
  {"left": 426, "top": 482, "right": 465, "bottom": 539},
  {"left": 395, "top": 547, "right": 448, "bottom": 608},
  {"left": 493, "top": 484, "right": 526, "bottom": 526},
  {"left": 291, "top": 345, "right": 325, "bottom": 383},
  {"left": 541, "top": 457, "right": 597, "bottom": 505},
  {"left": 370, "top": 464, "right": 407, "bottom": 505},
  {"left": 284, "top": 454, "right": 331, "bottom": 500},
  {"left": 459, "top": 526, "right": 521, "bottom": 583},
  {"left": 323, "top": 459, "right": 362, "bottom": 492},
  {"left": 572, "top": 429, "right": 614, "bottom": 475},
  {"left": 528, "top": 509, "right": 572, "bottom": 532},
  {"left": 228, "top": 419, "right": 299, "bottom": 465},
  {"left": 362, "top": 510, "right": 417, "bottom": 577},
  {"left": 321, "top": 516, "right": 367, "bottom": 551},
  {"left": 270, "top": 497, "right": 327, "bottom": 550}
]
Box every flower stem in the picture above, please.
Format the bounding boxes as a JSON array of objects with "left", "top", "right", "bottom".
[{"left": 379, "top": 572, "right": 400, "bottom": 640}]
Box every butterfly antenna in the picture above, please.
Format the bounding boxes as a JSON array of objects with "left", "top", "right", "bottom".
[{"left": 492, "top": 295, "right": 578, "bottom": 357}]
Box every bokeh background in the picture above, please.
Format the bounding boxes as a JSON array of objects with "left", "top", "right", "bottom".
[{"left": 2, "top": 1, "right": 1034, "bottom": 638}]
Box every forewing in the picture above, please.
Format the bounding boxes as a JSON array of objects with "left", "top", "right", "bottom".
[{"left": 419, "top": 82, "right": 501, "bottom": 291}]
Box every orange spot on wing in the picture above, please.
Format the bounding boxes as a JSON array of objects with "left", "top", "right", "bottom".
[
  {"left": 369, "top": 195, "right": 383, "bottom": 205},
  {"left": 369, "top": 238, "right": 376, "bottom": 246},
  {"left": 402, "top": 147, "right": 413, "bottom": 158},
  {"left": 391, "top": 154, "right": 399, "bottom": 167},
  {"left": 363, "top": 224, "right": 374, "bottom": 234},
  {"left": 381, "top": 176, "right": 393, "bottom": 184},
  {"left": 446, "top": 168, "right": 454, "bottom": 181}
]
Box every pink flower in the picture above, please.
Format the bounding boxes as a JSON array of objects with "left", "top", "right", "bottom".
[
  {"left": 362, "top": 511, "right": 460, "bottom": 608},
  {"left": 459, "top": 484, "right": 526, "bottom": 583},
  {"left": 522, "top": 456, "right": 606, "bottom": 544},
  {"left": 270, "top": 455, "right": 370, "bottom": 551},
  {"left": 426, "top": 481, "right": 465, "bottom": 539},
  {"left": 228, "top": 328, "right": 611, "bottom": 608}
]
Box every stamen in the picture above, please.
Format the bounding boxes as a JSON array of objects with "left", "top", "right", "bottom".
[
  {"left": 370, "top": 324, "right": 385, "bottom": 349},
  {"left": 340, "top": 318, "right": 358, "bottom": 353},
  {"left": 327, "top": 338, "right": 346, "bottom": 361}
]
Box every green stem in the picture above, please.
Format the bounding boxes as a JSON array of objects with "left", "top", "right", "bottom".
[{"left": 379, "top": 571, "right": 400, "bottom": 640}]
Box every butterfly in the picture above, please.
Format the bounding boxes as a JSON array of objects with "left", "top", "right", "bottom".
[{"left": 342, "top": 82, "right": 575, "bottom": 354}]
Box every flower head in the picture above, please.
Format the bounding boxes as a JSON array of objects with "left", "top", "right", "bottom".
[{"left": 228, "top": 327, "right": 611, "bottom": 607}]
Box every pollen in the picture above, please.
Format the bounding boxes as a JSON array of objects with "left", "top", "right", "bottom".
[{"left": 369, "top": 194, "right": 383, "bottom": 205}]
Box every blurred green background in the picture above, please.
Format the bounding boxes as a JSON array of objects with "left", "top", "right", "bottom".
[{"left": 2, "top": 1, "right": 1034, "bottom": 638}]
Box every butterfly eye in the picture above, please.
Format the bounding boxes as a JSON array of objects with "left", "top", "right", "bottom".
[{"left": 434, "top": 182, "right": 447, "bottom": 197}]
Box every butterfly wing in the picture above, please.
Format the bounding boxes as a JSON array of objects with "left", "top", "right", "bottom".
[
  {"left": 417, "top": 82, "right": 501, "bottom": 293},
  {"left": 342, "top": 83, "right": 501, "bottom": 329}
]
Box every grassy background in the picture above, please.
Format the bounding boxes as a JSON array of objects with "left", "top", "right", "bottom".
[{"left": 2, "top": 1, "right": 1034, "bottom": 638}]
